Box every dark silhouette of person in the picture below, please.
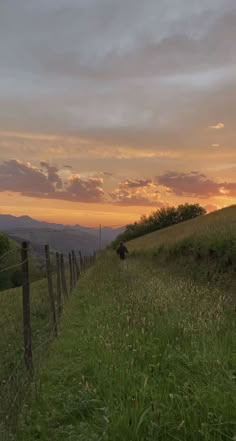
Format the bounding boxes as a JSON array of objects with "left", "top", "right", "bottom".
[{"left": 116, "top": 241, "right": 128, "bottom": 260}]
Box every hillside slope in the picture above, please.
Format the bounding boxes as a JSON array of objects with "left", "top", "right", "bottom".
[
  {"left": 128, "top": 205, "right": 236, "bottom": 253},
  {"left": 127, "top": 205, "right": 236, "bottom": 290}
]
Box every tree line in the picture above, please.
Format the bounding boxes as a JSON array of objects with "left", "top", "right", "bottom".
[{"left": 112, "top": 203, "right": 206, "bottom": 246}]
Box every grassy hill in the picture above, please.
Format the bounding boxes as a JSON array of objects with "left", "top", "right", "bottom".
[
  {"left": 16, "top": 206, "right": 236, "bottom": 441},
  {"left": 128, "top": 205, "right": 236, "bottom": 255},
  {"left": 128, "top": 205, "right": 236, "bottom": 290}
]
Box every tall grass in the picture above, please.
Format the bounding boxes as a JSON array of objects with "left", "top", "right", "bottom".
[
  {"left": 18, "top": 254, "right": 236, "bottom": 441},
  {"left": 0, "top": 263, "right": 69, "bottom": 440},
  {"left": 128, "top": 205, "right": 236, "bottom": 291},
  {"left": 0, "top": 276, "right": 54, "bottom": 440},
  {"left": 128, "top": 205, "right": 236, "bottom": 255}
]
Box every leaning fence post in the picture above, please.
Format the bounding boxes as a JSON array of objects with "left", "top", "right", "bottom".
[
  {"left": 74, "top": 251, "right": 78, "bottom": 282},
  {"left": 72, "top": 250, "right": 75, "bottom": 286},
  {"left": 79, "top": 251, "right": 84, "bottom": 272},
  {"left": 73, "top": 252, "right": 80, "bottom": 280},
  {"left": 21, "top": 241, "right": 33, "bottom": 373},
  {"left": 69, "top": 252, "right": 73, "bottom": 293},
  {"left": 45, "top": 245, "right": 58, "bottom": 337},
  {"left": 56, "top": 252, "right": 63, "bottom": 318},
  {"left": 72, "top": 250, "right": 78, "bottom": 283},
  {"left": 60, "top": 253, "right": 68, "bottom": 299}
]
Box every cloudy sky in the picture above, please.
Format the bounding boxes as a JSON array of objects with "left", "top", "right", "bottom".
[{"left": 0, "top": 0, "right": 235, "bottom": 226}]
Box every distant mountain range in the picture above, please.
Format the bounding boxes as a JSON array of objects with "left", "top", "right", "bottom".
[{"left": 0, "top": 214, "right": 125, "bottom": 256}]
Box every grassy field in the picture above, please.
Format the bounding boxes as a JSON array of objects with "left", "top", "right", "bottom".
[{"left": 17, "top": 254, "right": 236, "bottom": 441}]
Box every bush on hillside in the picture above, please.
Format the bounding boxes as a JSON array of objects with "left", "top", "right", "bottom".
[{"left": 112, "top": 203, "right": 206, "bottom": 247}]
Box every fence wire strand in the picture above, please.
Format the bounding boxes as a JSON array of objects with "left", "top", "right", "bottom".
[
  {"left": 0, "top": 248, "right": 20, "bottom": 261},
  {"left": 0, "top": 258, "right": 29, "bottom": 273}
]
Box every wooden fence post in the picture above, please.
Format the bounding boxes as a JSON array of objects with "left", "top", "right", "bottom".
[
  {"left": 79, "top": 251, "right": 84, "bottom": 272},
  {"left": 72, "top": 250, "right": 77, "bottom": 287},
  {"left": 72, "top": 250, "right": 79, "bottom": 284},
  {"left": 45, "top": 245, "right": 58, "bottom": 337},
  {"left": 69, "top": 252, "right": 73, "bottom": 293},
  {"left": 56, "top": 252, "right": 63, "bottom": 318},
  {"left": 21, "top": 241, "right": 33, "bottom": 373},
  {"left": 74, "top": 252, "right": 80, "bottom": 280},
  {"left": 60, "top": 253, "right": 68, "bottom": 299}
]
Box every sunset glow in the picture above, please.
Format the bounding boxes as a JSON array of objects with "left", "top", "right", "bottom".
[{"left": 0, "top": 0, "right": 235, "bottom": 226}]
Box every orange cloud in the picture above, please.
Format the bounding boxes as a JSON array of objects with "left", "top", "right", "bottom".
[
  {"left": 110, "top": 179, "right": 163, "bottom": 207},
  {"left": 209, "top": 123, "right": 225, "bottom": 130}
]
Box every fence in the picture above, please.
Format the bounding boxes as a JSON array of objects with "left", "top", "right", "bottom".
[{"left": 0, "top": 242, "right": 96, "bottom": 440}]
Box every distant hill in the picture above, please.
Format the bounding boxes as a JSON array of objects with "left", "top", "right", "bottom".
[{"left": 0, "top": 214, "right": 125, "bottom": 256}]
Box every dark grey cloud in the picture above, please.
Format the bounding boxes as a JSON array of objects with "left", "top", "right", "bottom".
[
  {"left": 156, "top": 171, "right": 236, "bottom": 198},
  {"left": 0, "top": 160, "right": 104, "bottom": 203},
  {"left": 0, "top": 160, "right": 55, "bottom": 194},
  {"left": 0, "top": 160, "right": 235, "bottom": 206},
  {"left": 65, "top": 176, "right": 104, "bottom": 202},
  {"left": 1, "top": 0, "right": 234, "bottom": 79},
  {"left": 0, "top": 0, "right": 235, "bottom": 192},
  {"left": 40, "top": 161, "right": 62, "bottom": 189},
  {"left": 0, "top": 0, "right": 235, "bottom": 137}
]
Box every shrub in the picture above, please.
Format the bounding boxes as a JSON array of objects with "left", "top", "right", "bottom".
[{"left": 112, "top": 203, "right": 206, "bottom": 247}]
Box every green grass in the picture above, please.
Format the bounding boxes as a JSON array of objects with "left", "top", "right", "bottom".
[
  {"left": 128, "top": 205, "right": 236, "bottom": 256},
  {"left": 0, "top": 267, "right": 71, "bottom": 439},
  {"left": 18, "top": 254, "right": 236, "bottom": 441},
  {"left": 128, "top": 205, "right": 236, "bottom": 292},
  {"left": 0, "top": 277, "right": 54, "bottom": 439},
  {"left": 0, "top": 233, "right": 44, "bottom": 291}
]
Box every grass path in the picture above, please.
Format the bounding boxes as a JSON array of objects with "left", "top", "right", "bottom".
[{"left": 19, "top": 255, "right": 236, "bottom": 441}]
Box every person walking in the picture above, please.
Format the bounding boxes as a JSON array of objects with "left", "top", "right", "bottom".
[{"left": 116, "top": 241, "right": 129, "bottom": 269}]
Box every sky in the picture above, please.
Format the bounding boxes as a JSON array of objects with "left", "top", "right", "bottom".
[{"left": 0, "top": 0, "right": 235, "bottom": 226}]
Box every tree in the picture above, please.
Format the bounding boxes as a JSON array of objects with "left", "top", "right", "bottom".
[{"left": 176, "top": 204, "right": 206, "bottom": 222}]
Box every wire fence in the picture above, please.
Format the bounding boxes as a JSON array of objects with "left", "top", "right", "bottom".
[{"left": 0, "top": 242, "right": 96, "bottom": 440}]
